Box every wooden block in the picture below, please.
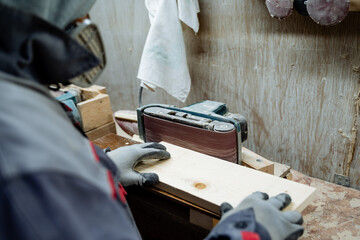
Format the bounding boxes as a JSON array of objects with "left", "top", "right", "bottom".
[
  {"left": 241, "top": 147, "right": 274, "bottom": 174},
  {"left": 274, "top": 162, "right": 291, "bottom": 178},
  {"left": 286, "top": 172, "right": 293, "bottom": 180},
  {"left": 60, "top": 84, "right": 107, "bottom": 101},
  {"left": 60, "top": 84, "right": 82, "bottom": 92},
  {"left": 80, "top": 85, "right": 107, "bottom": 101},
  {"left": 114, "top": 110, "right": 138, "bottom": 122},
  {"left": 135, "top": 142, "right": 316, "bottom": 214},
  {"left": 86, "top": 121, "right": 116, "bottom": 141},
  {"left": 77, "top": 93, "right": 113, "bottom": 132}
]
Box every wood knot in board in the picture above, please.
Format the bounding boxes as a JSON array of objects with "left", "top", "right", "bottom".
[{"left": 194, "top": 182, "right": 207, "bottom": 189}]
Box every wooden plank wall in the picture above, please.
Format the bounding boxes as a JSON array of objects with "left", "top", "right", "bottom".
[{"left": 90, "top": 1, "right": 360, "bottom": 188}]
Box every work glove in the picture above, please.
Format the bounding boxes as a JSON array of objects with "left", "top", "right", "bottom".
[
  {"left": 107, "top": 142, "right": 170, "bottom": 187},
  {"left": 206, "top": 192, "right": 304, "bottom": 240}
]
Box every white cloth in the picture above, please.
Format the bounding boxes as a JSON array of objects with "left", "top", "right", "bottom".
[
  {"left": 178, "top": 0, "right": 200, "bottom": 33},
  {"left": 137, "top": 0, "right": 200, "bottom": 102}
]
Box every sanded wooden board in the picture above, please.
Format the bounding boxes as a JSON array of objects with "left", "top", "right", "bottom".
[{"left": 135, "top": 142, "right": 316, "bottom": 214}]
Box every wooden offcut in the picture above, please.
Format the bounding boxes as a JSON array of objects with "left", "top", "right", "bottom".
[
  {"left": 60, "top": 84, "right": 107, "bottom": 101},
  {"left": 77, "top": 93, "right": 113, "bottom": 132},
  {"left": 135, "top": 142, "right": 316, "bottom": 214},
  {"left": 114, "top": 110, "right": 138, "bottom": 122},
  {"left": 274, "top": 162, "right": 291, "bottom": 178},
  {"left": 81, "top": 85, "right": 107, "bottom": 101},
  {"left": 242, "top": 147, "right": 274, "bottom": 174}
]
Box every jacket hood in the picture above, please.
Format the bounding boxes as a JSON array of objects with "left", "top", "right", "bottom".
[{"left": 0, "top": 0, "right": 96, "bottom": 29}]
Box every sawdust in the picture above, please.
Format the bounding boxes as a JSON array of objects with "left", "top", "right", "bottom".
[
  {"left": 326, "top": 191, "right": 346, "bottom": 200},
  {"left": 335, "top": 231, "right": 359, "bottom": 240},
  {"left": 320, "top": 221, "right": 339, "bottom": 229},
  {"left": 349, "top": 198, "right": 360, "bottom": 208}
]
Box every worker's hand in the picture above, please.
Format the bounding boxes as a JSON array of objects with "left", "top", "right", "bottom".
[
  {"left": 206, "top": 192, "right": 304, "bottom": 240},
  {"left": 107, "top": 143, "right": 170, "bottom": 187}
]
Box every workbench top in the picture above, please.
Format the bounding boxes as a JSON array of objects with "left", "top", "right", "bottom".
[{"left": 292, "top": 171, "right": 360, "bottom": 239}]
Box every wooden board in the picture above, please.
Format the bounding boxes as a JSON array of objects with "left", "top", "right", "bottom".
[
  {"left": 86, "top": 121, "right": 116, "bottom": 140},
  {"left": 135, "top": 142, "right": 316, "bottom": 214},
  {"left": 77, "top": 93, "right": 113, "bottom": 132},
  {"left": 93, "top": 134, "right": 298, "bottom": 216}
]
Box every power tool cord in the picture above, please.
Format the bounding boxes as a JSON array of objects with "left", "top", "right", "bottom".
[{"left": 138, "top": 86, "right": 144, "bottom": 107}]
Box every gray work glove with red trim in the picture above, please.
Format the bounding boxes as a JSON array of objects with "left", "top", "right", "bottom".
[
  {"left": 107, "top": 143, "right": 170, "bottom": 187},
  {"left": 206, "top": 192, "right": 304, "bottom": 240}
]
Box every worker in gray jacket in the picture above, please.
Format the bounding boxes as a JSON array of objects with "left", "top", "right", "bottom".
[{"left": 0, "top": 1, "right": 303, "bottom": 239}]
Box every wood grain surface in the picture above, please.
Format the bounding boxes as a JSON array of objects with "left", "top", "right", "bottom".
[
  {"left": 135, "top": 142, "right": 316, "bottom": 214},
  {"left": 90, "top": 1, "right": 360, "bottom": 188},
  {"left": 86, "top": 121, "right": 116, "bottom": 141},
  {"left": 77, "top": 93, "right": 113, "bottom": 132}
]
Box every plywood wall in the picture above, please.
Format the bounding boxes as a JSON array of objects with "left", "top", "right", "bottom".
[{"left": 90, "top": 1, "right": 360, "bottom": 189}]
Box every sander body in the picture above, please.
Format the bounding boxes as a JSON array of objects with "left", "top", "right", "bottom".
[{"left": 137, "top": 101, "right": 247, "bottom": 164}]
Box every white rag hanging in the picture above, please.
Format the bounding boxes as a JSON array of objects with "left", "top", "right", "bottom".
[{"left": 137, "top": 0, "right": 200, "bottom": 102}]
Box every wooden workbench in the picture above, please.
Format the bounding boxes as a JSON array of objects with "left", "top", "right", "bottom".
[{"left": 94, "top": 134, "right": 360, "bottom": 239}]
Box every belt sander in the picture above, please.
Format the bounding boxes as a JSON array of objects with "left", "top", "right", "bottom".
[{"left": 137, "top": 101, "right": 248, "bottom": 164}]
